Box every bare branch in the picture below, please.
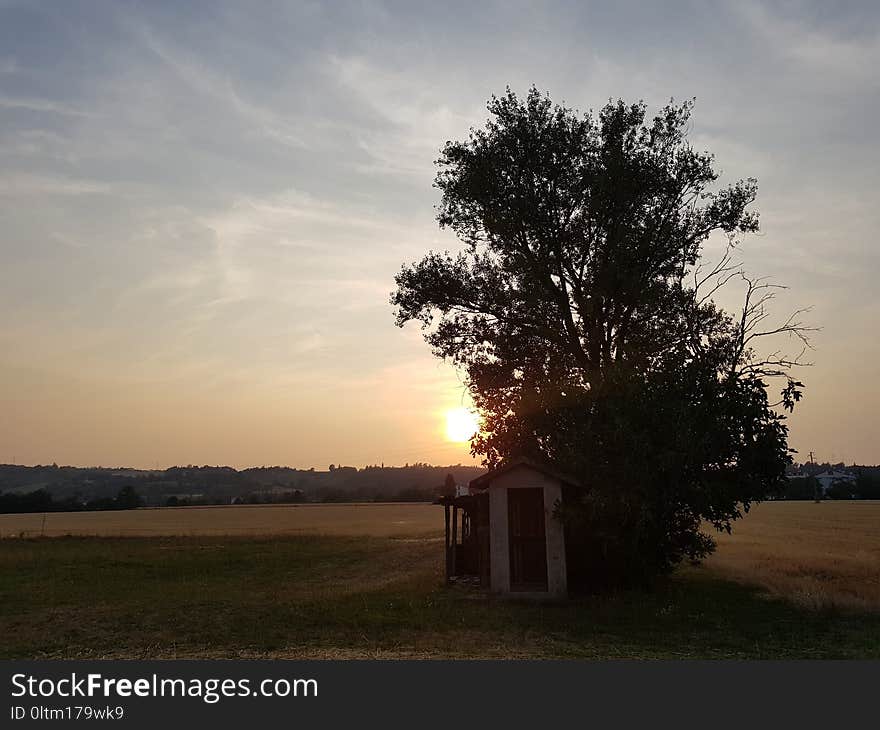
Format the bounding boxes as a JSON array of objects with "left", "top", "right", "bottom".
[{"left": 731, "top": 273, "right": 819, "bottom": 384}]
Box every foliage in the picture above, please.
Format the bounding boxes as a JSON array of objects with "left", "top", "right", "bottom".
[
  {"left": 825, "top": 480, "right": 857, "bottom": 500},
  {"left": 113, "top": 485, "right": 143, "bottom": 510},
  {"left": 0, "top": 488, "right": 57, "bottom": 514},
  {"left": 0, "top": 485, "right": 142, "bottom": 513},
  {"left": 393, "top": 88, "right": 811, "bottom": 587},
  {"left": 781, "top": 476, "right": 821, "bottom": 501},
  {"left": 855, "top": 473, "right": 880, "bottom": 500}
]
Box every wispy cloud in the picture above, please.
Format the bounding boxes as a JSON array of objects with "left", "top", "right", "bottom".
[
  {"left": 126, "top": 19, "right": 310, "bottom": 150},
  {"left": 0, "top": 173, "right": 111, "bottom": 196},
  {"left": 0, "top": 94, "right": 91, "bottom": 116},
  {"left": 327, "top": 53, "right": 478, "bottom": 179}
]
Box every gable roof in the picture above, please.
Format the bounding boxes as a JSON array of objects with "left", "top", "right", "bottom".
[{"left": 469, "top": 457, "right": 582, "bottom": 491}]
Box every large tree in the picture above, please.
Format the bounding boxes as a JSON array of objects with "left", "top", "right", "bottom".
[{"left": 392, "top": 88, "right": 810, "bottom": 587}]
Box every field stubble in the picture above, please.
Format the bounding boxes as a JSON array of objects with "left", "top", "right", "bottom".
[
  {"left": 705, "top": 501, "right": 880, "bottom": 611},
  {"left": 1, "top": 500, "right": 878, "bottom": 615}
]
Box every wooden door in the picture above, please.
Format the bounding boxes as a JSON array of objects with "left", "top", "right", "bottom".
[{"left": 508, "top": 487, "right": 548, "bottom": 591}]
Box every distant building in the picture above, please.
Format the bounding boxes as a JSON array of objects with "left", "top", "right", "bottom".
[{"left": 814, "top": 470, "right": 856, "bottom": 495}]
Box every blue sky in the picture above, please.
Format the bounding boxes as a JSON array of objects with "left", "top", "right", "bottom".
[{"left": 1, "top": 1, "right": 878, "bottom": 467}]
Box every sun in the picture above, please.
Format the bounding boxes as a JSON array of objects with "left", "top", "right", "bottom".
[{"left": 445, "top": 407, "right": 479, "bottom": 443}]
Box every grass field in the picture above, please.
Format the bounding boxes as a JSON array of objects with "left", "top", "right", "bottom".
[{"left": 1, "top": 501, "right": 878, "bottom": 658}]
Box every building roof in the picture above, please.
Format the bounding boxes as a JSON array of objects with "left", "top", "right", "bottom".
[
  {"left": 469, "top": 457, "right": 582, "bottom": 491},
  {"left": 815, "top": 470, "right": 856, "bottom": 480}
]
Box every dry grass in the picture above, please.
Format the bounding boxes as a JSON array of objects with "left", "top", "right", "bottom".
[
  {"left": 703, "top": 501, "right": 880, "bottom": 611},
  {"left": 2, "top": 500, "right": 878, "bottom": 613},
  {"left": 0, "top": 502, "right": 443, "bottom": 539},
  {"left": 3, "top": 533, "right": 879, "bottom": 659}
]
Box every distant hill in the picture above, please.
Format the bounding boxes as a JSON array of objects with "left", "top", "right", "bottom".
[{"left": 0, "top": 463, "right": 486, "bottom": 507}]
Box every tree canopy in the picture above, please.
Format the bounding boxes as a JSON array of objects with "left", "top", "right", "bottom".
[{"left": 392, "top": 88, "right": 810, "bottom": 587}]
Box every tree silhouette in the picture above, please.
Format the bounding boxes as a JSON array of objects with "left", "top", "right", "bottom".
[
  {"left": 392, "top": 88, "right": 812, "bottom": 587},
  {"left": 114, "top": 485, "right": 142, "bottom": 510}
]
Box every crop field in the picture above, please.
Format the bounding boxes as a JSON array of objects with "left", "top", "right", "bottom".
[
  {"left": 706, "top": 501, "right": 880, "bottom": 611},
  {"left": 1, "top": 501, "right": 878, "bottom": 611},
  {"left": 1, "top": 501, "right": 878, "bottom": 659},
  {"left": 0, "top": 502, "right": 441, "bottom": 539}
]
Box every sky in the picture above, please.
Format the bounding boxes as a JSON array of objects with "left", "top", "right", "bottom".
[{"left": 1, "top": 0, "right": 878, "bottom": 469}]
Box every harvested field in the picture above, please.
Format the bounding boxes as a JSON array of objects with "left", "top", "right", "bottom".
[
  {"left": 704, "top": 501, "right": 880, "bottom": 611},
  {"left": 2, "top": 533, "right": 879, "bottom": 659},
  {"left": 1, "top": 500, "right": 878, "bottom": 615},
  {"left": 0, "top": 502, "right": 442, "bottom": 539}
]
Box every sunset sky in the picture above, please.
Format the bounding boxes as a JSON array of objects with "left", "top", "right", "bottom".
[{"left": 1, "top": 1, "right": 878, "bottom": 468}]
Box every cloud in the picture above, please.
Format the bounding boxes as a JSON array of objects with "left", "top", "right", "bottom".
[
  {"left": 123, "top": 18, "right": 310, "bottom": 150},
  {"left": 0, "top": 173, "right": 111, "bottom": 196},
  {"left": 0, "top": 94, "right": 91, "bottom": 116},
  {"left": 1, "top": 1, "right": 879, "bottom": 464},
  {"left": 190, "top": 187, "right": 435, "bottom": 312},
  {"left": 737, "top": 2, "right": 880, "bottom": 85}
]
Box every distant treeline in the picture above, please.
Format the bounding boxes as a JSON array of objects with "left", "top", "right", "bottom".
[
  {"left": 787, "top": 461, "right": 878, "bottom": 477},
  {"left": 4, "top": 461, "right": 878, "bottom": 514},
  {"left": 0, "top": 485, "right": 143, "bottom": 513},
  {"left": 0, "top": 462, "right": 485, "bottom": 513}
]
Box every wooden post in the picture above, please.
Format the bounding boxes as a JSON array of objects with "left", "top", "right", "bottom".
[
  {"left": 444, "top": 503, "right": 451, "bottom": 582},
  {"left": 451, "top": 504, "right": 458, "bottom": 578}
]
